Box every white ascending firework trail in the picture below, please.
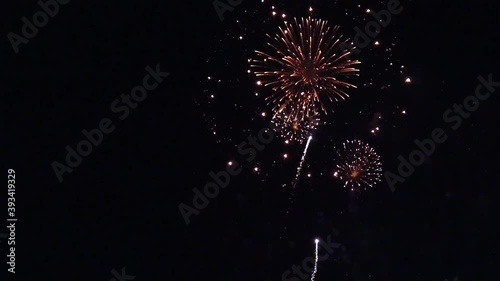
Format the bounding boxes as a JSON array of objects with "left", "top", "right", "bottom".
[
  {"left": 311, "top": 239, "right": 319, "bottom": 281},
  {"left": 294, "top": 135, "right": 313, "bottom": 186},
  {"left": 281, "top": 136, "right": 313, "bottom": 238},
  {"left": 289, "top": 135, "right": 313, "bottom": 207}
]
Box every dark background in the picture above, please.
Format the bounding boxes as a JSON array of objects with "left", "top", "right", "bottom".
[{"left": 2, "top": 0, "right": 499, "bottom": 281}]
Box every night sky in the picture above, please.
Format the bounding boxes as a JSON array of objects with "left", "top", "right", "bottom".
[{"left": 3, "top": 0, "right": 499, "bottom": 281}]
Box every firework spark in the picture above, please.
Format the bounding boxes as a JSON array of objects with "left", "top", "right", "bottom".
[
  {"left": 334, "top": 140, "right": 382, "bottom": 191},
  {"left": 271, "top": 105, "right": 320, "bottom": 144},
  {"left": 251, "top": 17, "right": 360, "bottom": 121}
]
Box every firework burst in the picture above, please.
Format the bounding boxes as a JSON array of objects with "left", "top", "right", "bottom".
[
  {"left": 251, "top": 17, "right": 360, "bottom": 121},
  {"left": 271, "top": 105, "right": 320, "bottom": 144},
  {"left": 334, "top": 140, "right": 382, "bottom": 191}
]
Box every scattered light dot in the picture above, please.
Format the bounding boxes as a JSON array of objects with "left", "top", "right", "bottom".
[
  {"left": 309, "top": 7, "right": 313, "bottom": 12},
  {"left": 207, "top": 76, "right": 211, "bottom": 80},
  {"left": 371, "top": 129, "right": 375, "bottom": 134},
  {"left": 272, "top": 11, "right": 276, "bottom": 16},
  {"left": 405, "top": 77, "right": 411, "bottom": 83},
  {"left": 239, "top": 36, "right": 243, "bottom": 40},
  {"left": 254, "top": 167, "right": 259, "bottom": 172},
  {"left": 210, "top": 95, "right": 214, "bottom": 98},
  {"left": 366, "top": 9, "right": 371, "bottom": 13},
  {"left": 333, "top": 171, "right": 338, "bottom": 177},
  {"left": 374, "top": 41, "right": 380, "bottom": 46},
  {"left": 285, "top": 140, "right": 289, "bottom": 144},
  {"left": 402, "top": 110, "right": 407, "bottom": 114},
  {"left": 282, "top": 13, "right": 286, "bottom": 18},
  {"left": 228, "top": 161, "right": 233, "bottom": 166},
  {"left": 247, "top": 70, "right": 251, "bottom": 73},
  {"left": 315, "top": 238, "right": 319, "bottom": 243},
  {"left": 283, "top": 154, "right": 288, "bottom": 159},
  {"left": 257, "top": 81, "right": 262, "bottom": 85},
  {"left": 307, "top": 173, "right": 311, "bottom": 177},
  {"left": 261, "top": 112, "right": 266, "bottom": 117},
  {"left": 376, "top": 127, "right": 379, "bottom": 131}
]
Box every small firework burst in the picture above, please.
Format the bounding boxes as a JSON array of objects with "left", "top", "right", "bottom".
[
  {"left": 334, "top": 140, "right": 382, "bottom": 191},
  {"left": 271, "top": 106, "right": 320, "bottom": 144},
  {"left": 251, "top": 17, "right": 360, "bottom": 121}
]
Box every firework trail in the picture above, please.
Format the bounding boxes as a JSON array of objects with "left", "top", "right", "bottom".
[
  {"left": 281, "top": 135, "right": 313, "bottom": 238},
  {"left": 311, "top": 239, "right": 320, "bottom": 281},
  {"left": 293, "top": 135, "right": 313, "bottom": 194}
]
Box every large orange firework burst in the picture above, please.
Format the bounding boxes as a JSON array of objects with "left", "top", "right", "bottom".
[{"left": 251, "top": 17, "right": 360, "bottom": 121}]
